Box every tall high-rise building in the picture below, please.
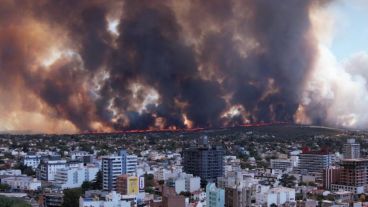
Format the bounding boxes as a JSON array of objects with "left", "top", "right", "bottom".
[
  {"left": 298, "top": 149, "right": 335, "bottom": 174},
  {"left": 206, "top": 183, "right": 225, "bottom": 207},
  {"left": 343, "top": 139, "right": 360, "bottom": 159},
  {"left": 102, "top": 156, "right": 122, "bottom": 191},
  {"left": 331, "top": 159, "right": 368, "bottom": 194},
  {"left": 119, "top": 149, "right": 138, "bottom": 175},
  {"left": 183, "top": 137, "right": 224, "bottom": 185},
  {"left": 323, "top": 166, "right": 341, "bottom": 190}
]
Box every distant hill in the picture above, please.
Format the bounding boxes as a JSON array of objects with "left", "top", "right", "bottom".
[
  {"left": 0, "top": 130, "right": 40, "bottom": 135},
  {"left": 0, "top": 124, "right": 354, "bottom": 139}
]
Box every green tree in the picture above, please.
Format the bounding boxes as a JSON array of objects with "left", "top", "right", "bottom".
[
  {"left": 62, "top": 188, "right": 83, "bottom": 207},
  {"left": 296, "top": 193, "right": 304, "bottom": 200},
  {"left": 15, "top": 164, "right": 35, "bottom": 176},
  {"left": 307, "top": 181, "right": 317, "bottom": 187},
  {"left": 325, "top": 194, "right": 335, "bottom": 201},
  {"left": 179, "top": 191, "right": 192, "bottom": 197},
  {"left": 145, "top": 187, "right": 154, "bottom": 194},
  {"left": 0, "top": 183, "right": 11, "bottom": 192},
  {"left": 81, "top": 181, "right": 92, "bottom": 192},
  {"left": 279, "top": 174, "right": 296, "bottom": 188},
  {"left": 91, "top": 171, "right": 102, "bottom": 190},
  {"left": 158, "top": 180, "right": 165, "bottom": 185},
  {"left": 144, "top": 174, "right": 154, "bottom": 188},
  {"left": 0, "top": 195, "right": 31, "bottom": 207}
]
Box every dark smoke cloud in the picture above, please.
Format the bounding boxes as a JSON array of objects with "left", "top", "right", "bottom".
[{"left": 0, "top": 0, "right": 330, "bottom": 132}]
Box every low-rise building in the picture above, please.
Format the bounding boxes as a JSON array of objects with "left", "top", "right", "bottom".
[
  {"left": 154, "top": 168, "right": 181, "bottom": 181},
  {"left": 0, "top": 169, "right": 22, "bottom": 176},
  {"left": 262, "top": 187, "right": 296, "bottom": 207},
  {"left": 166, "top": 173, "right": 201, "bottom": 194},
  {"left": 162, "top": 186, "right": 186, "bottom": 207},
  {"left": 43, "top": 192, "right": 64, "bottom": 207},
  {"left": 54, "top": 165, "right": 98, "bottom": 189},
  {"left": 116, "top": 174, "right": 139, "bottom": 195},
  {"left": 69, "top": 151, "right": 90, "bottom": 161},
  {"left": 1, "top": 176, "right": 41, "bottom": 191},
  {"left": 79, "top": 191, "right": 131, "bottom": 207},
  {"left": 22, "top": 154, "right": 42, "bottom": 169},
  {"left": 37, "top": 159, "right": 67, "bottom": 181}
]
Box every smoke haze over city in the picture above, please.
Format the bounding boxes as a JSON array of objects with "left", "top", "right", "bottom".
[{"left": 0, "top": 0, "right": 367, "bottom": 133}]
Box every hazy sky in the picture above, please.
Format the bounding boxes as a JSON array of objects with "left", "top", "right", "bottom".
[{"left": 329, "top": 0, "right": 368, "bottom": 60}]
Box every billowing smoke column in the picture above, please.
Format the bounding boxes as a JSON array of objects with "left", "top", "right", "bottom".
[{"left": 0, "top": 0, "right": 331, "bottom": 132}]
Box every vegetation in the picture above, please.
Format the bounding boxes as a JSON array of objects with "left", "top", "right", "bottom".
[
  {"left": 80, "top": 170, "right": 103, "bottom": 192},
  {"left": 0, "top": 184, "right": 11, "bottom": 192},
  {"left": 179, "top": 191, "right": 192, "bottom": 197},
  {"left": 145, "top": 187, "right": 155, "bottom": 194},
  {"left": 296, "top": 193, "right": 304, "bottom": 200},
  {"left": 61, "top": 188, "right": 83, "bottom": 207},
  {"left": 81, "top": 181, "right": 92, "bottom": 192},
  {"left": 62, "top": 171, "right": 103, "bottom": 207},
  {"left": 92, "top": 171, "right": 102, "bottom": 190},
  {"left": 0, "top": 195, "right": 31, "bottom": 207},
  {"left": 15, "top": 164, "right": 35, "bottom": 176},
  {"left": 144, "top": 174, "right": 155, "bottom": 188},
  {"left": 279, "top": 174, "right": 296, "bottom": 188},
  {"left": 158, "top": 180, "right": 165, "bottom": 185}
]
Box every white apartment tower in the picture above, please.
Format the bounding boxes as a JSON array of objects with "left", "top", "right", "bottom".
[
  {"left": 102, "top": 156, "right": 123, "bottom": 191},
  {"left": 119, "top": 149, "right": 137, "bottom": 175},
  {"left": 343, "top": 139, "right": 360, "bottom": 159}
]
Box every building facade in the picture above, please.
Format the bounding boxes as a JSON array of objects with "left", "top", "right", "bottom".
[
  {"left": 1, "top": 176, "right": 41, "bottom": 191},
  {"left": 343, "top": 139, "right": 360, "bottom": 159},
  {"left": 43, "top": 192, "right": 64, "bottom": 207},
  {"left": 183, "top": 138, "right": 224, "bottom": 185},
  {"left": 161, "top": 186, "right": 186, "bottom": 207},
  {"left": 79, "top": 191, "right": 131, "bottom": 207},
  {"left": 206, "top": 183, "right": 225, "bottom": 207},
  {"left": 166, "top": 173, "right": 201, "bottom": 194},
  {"left": 119, "top": 149, "right": 138, "bottom": 175},
  {"left": 22, "top": 154, "right": 42, "bottom": 169},
  {"left": 102, "top": 156, "right": 122, "bottom": 191},
  {"left": 270, "top": 159, "right": 293, "bottom": 171},
  {"left": 54, "top": 166, "right": 99, "bottom": 189},
  {"left": 323, "top": 166, "right": 341, "bottom": 190},
  {"left": 116, "top": 174, "right": 139, "bottom": 195},
  {"left": 331, "top": 159, "right": 368, "bottom": 194},
  {"left": 264, "top": 187, "right": 295, "bottom": 207},
  {"left": 298, "top": 150, "right": 335, "bottom": 174},
  {"left": 218, "top": 171, "right": 258, "bottom": 207},
  {"left": 37, "top": 159, "right": 67, "bottom": 181}
]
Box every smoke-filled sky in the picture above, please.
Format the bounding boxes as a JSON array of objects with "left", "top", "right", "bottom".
[{"left": 0, "top": 0, "right": 367, "bottom": 133}]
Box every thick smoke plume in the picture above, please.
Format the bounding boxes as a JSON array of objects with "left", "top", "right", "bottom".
[
  {"left": 0, "top": 0, "right": 332, "bottom": 132},
  {"left": 298, "top": 2, "right": 368, "bottom": 129}
]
